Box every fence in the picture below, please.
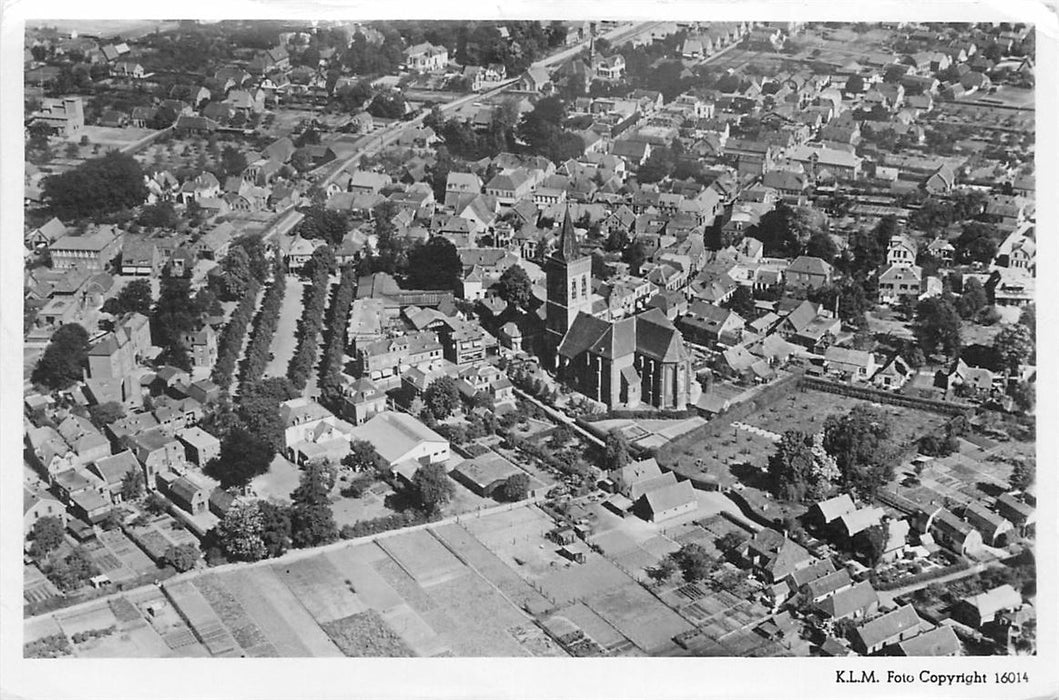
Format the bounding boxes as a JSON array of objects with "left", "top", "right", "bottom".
[{"left": 798, "top": 376, "right": 975, "bottom": 417}]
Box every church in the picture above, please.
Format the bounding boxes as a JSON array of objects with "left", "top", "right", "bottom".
[{"left": 545, "top": 209, "right": 698, "bottom": 410}]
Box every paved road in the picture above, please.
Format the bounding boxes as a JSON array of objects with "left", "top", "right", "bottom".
[{"left": 258, "top": 21, "right": 660, "bottom": 246}]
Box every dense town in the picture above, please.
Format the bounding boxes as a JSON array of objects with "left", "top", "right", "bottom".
[{"left": 22, "top": 19, "right": 1036, "bottom": 659}]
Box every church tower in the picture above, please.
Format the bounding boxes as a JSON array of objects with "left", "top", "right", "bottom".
[{"left": 545, "top": 207, "right": 594, "bottom": 354}]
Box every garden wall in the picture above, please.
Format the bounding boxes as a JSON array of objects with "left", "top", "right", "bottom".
[{"left": 798, "top": 377, "right": 975, "bottom": 417}]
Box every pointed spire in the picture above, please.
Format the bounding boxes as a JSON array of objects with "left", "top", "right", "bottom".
[{"left": 559, "top": 204, "right": 579, "bottom": 261}]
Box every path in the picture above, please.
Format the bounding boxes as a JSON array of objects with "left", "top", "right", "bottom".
[
  {"left": 876, "top": 560, "right": 998, "bottom": 607},
  {"left": 512, "top": 387, "right": 605, "bottom": 448},
  {"left": 263, "top": 275, "right": 305, "bottom": 378},
  {"left": 301, "top": 276, "right": 338, "bottom": 400}
]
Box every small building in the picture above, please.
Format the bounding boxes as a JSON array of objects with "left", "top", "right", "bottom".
[
  {"left": 350, "top": 411, "right": 450, "bottom": 474},
  {"left": 814, "top": 580, "right": 880, "bottom": 621},
  {"left": 450, "top": 452, "right": 524, "bottom": 498},
  {"left": 850, "top": 605, "right": 925, "bottom": 655},
  {"left": 88, "top": 450, "right": 142, "bottom": 500},
  {"left": 635, "top": 480, "right": 698, "bottom": 523},
  {"left": 176, "top": 426, "right": 222, "bottom": 467},
  {"left": 160, "top": 472, "right": 209, "bottom": 516},
  {"left": 895, "top": 625, "right": 961, "bottom": 656},
  {"left": 24, "top": 486, "right": 67, "bottom": 530},
  {"left": 954, "top": 584, "right": 1023, "bottom": 629},
  {"left": 784, "top": 256, "right": 833, "bottom": 290}
]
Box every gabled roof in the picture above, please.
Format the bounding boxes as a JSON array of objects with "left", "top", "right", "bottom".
[
  {"left": 816, "top": 580, "right": 879, "bottom": 619},
  {"left": 853, "top": 605, "right": 922, "bottom": 650},
  {"left": 642, "top": 479, "right": 697, "bottom": 515},
  {"left": 814, "top": 494, "right": 856, "bottom": 523},
  {"left": 896, "top": 626, "right": 960, "bottom": 656},
  {"left": 961, "top": 584, "right": 1021, "bottom": 620}
]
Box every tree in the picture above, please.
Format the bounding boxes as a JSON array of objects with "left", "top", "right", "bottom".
[
  {"left": 844, "top": 74, "right": 865, "bottom": 94},
  {"left": 805, "top": 231, "right": 838, "bottom": 264},
  {"left": 992, "top": 323, "right": 1034, "bottom": 375},
  {"left": 32, "top": 323, "right": 90, "bottom": 390},
  {"left": 767, "top": 430, "right": 817, "bottom": 502},
  {"left": 604, "top": 429, "right": 631, "bottom": 470},
  {"left": 823, "top": 404, "right": 899, "bottom": 500},
  {"left": 215, "top": 501, "right": 267, "bottom": 562},
  {"left": 29, "top": 516, "right": 65, "bottom": 559},
  {"left": 1008, "top": 381, "right": 1035, "bottom": 414},
  {"left": 48, "top": 547, "right": 97, "bottom": 592},
  {"left": 290, "top": 148, "right": 313, "bottom": 173},
  {"left": 406, "top": 237, "right": 462, "bottom": 291},
  {"left": 423, "top": 376, "right": 461, "bottom": 419},
  {"left": 88, "top": 401, "right": 125, "bottom": 428},
  {"left": 136, "top": 201, "right": 180, "bottom": 229},
  {"left": 956, "top": 277, "right": 988, "bottom": 320},
  {"left": 913, "top": 296, "right": 962, "bottom": 359},
  {"left": 206, "top": 426, "right": 274, "bottom": 489},
  {"left": 853, "top": 523, "right": 888, "bottom": 567},
  {"left": 343, "top": 440, "right": 378, "bottom": 474},
  {"left": 497, "top": 265, "right": 534, "bottom": 309},
  {"left": 367, "top": 90, "right": 407, "bottom": 119},
  {"left": 1009, "top": 459, "right": 1034, "bottom": 492},
  {"left": 671, "top": 543, "right": 715, "bottom": 582},
  {"left": 809, "top": 279, "right": 871, "bottom": 326},
  {"left": 291, "top": 501, "right": 338, "bottom": 548},
  {"left": 954, "top": 222, "right": 1000, "bottom": 264},
  {"left": 120, "top": 468, "right": 144, "bottom": 502},
  {"left": 646, "top": 557, "right": 678, "bottom": 584},
  {"left": 103, "top": 278, "right": 153, "bottom": 316},
  {"left": 162, "top": 543, "right": 201, "bottom": 572},
  {"left": 499, "top": 473, "right": 531, "bottom": 502},
  {"left": 291, "top": 461, "right": 337, "bottom": 507},
  {"left": 220, "top": 146, "right": 247, "bottom": 177},
  {"left": 42, "top": 150, "right": 147, "bottom": 219},
  {"left": 622, "top": 240, "right": 647, "bottom": 273},
  {"left": 717, "top": 531, "right": 746, "bottom": 554},
  {"left": 412, "top": 462, "right": 455, "bottom": 514},
  {"left": 724, "top": 285, "right": 756, "bottom": 320},
  {"left": 1018, "top": 304, "right": 1035, "bottom": 339},
  {"left": 258, "top": 501, "right": 293, "bottom": 558}
]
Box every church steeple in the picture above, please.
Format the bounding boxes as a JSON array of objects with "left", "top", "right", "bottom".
[
  {"left": 558, "top": 204, "right": 580, "bottom": 261},
  {"left": 545, "top": 203, "right": 593, "bottom": 358}
]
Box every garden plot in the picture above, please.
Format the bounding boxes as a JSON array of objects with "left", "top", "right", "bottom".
[
  {"left": 97, "top": 529, "right": 158, "bottom": 576},
  {"left": 223, "top": 567, "right": 342, "bottom": 657},
  {"left": 272, "top": 556, "right": 366, "bottom": 624},
  {"left": 380, "top": 604, "right": 450, "bottom": 657},
  {"left": 373, "top": 557, "right": 460, "bottom": 639},
  {"left": 376, "top": 529, "right": 467, "bottom": 587},
  {"left": 321, "top": 610, "right": 414, "bottom": 657},
  {"left": 323, "top": 545, "right": 405, "bottom": 612},
  {"left": 536, "top": 554, "right": 632, "bottom": 607},
  {"left": 431, "top": 523, "right": 553, "bottom": 616},
  {"left": 462, "top": 505, "right": 563, "bottom": 580},
  {"left": 56, "top": 603, "right": 119, "bottom": 639},
  {"left": 585, "top": 583, "right": 693, "bottom": 655},
  {"left": 23, "top": 564, "right": 61, "bottom": 606},
  {"left": 77, "top": 622, "right": 172, "bottom": 658},
  {"left": 425, "top": 571, "right": 532, "bottom": 657},
  {"left": 193, "top": 574, "right": 276, "bottom": 657},
  {"left": 162, "top": 580, "right": 239, "bottom": 656},
  {"left": 556, "top": 602, "right": 631, "bottom": 652}
]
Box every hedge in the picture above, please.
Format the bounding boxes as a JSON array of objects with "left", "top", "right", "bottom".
[
  {"left": 872, "top": 560, "right": 971, "bottom": 591},
  {"left": 238, "top": 258, "right": 286, "bottom": 391},
  {"left": 318, "top": 265, "right": 357, "bottom": 406},
  {"left": 211, "top": 279, "right": 262, "bottom": 388},
  {"left": 339, "top": 510, "right": 437, "bottom": 539},
  {"left": 287, "top": 257, "right": 333, "bottom": 391}
]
